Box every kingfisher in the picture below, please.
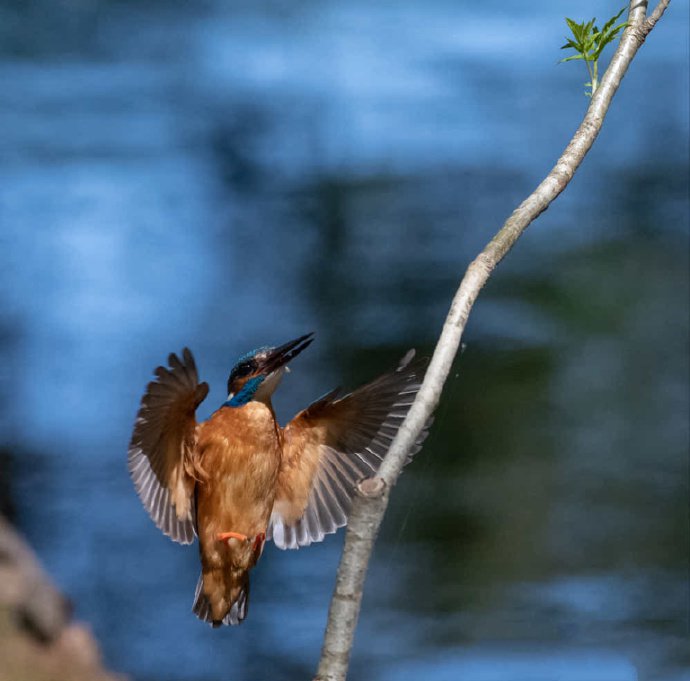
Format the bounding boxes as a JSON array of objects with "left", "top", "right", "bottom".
[{"left": 128, "top": 333, "right": 428, "bottom": 626}]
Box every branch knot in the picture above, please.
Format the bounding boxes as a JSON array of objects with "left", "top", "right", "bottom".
[{"left": 356, "top": 477, "right": 386, "bottom": 498}]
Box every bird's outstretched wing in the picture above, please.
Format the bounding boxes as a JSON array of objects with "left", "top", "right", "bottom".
[
  {"left": 128, "top": 348, "right": 209, "bottom": 544},
  {"left": 269, "top": 351, "right": 428, "bottom": 549}
]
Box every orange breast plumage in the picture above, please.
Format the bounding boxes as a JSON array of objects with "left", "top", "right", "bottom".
[{"left": 193, "top": 402, "right": 281, "bottom": 624}]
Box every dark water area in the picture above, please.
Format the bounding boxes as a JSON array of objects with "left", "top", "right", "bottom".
[{"left": 1, "top": 1, "right": 688, "bottom": 680}]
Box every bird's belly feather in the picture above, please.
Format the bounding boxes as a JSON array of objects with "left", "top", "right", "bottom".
[{"left": 195, "top": 402, "right": 281, "bottom": 569}]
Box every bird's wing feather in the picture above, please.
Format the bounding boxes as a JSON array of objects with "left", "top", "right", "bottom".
[
  {"left": 269, "top": 350, "right": 428, "bottom": 549},
  {"left": 128, "top": 348, "right": 209, "bottom": 544}
]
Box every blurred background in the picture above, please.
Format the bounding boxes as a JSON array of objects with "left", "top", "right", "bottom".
[{"left": 1, "top": 1, "right": 688, "bottom": 680}]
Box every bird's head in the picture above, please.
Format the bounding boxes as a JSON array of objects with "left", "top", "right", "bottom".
[{"left": 224, "top": 332, "right": 314, "bottom": 407}]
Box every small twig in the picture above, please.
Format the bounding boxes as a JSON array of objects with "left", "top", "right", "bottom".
[
  {"left": 314, "top": 2, "right": 670, "bottom": 680},
  {"left": 584, "top": 57, "right": 595, "bottom": 86},
  {"left": 647, "top": 0, "right": 671, "bottom": 29}
]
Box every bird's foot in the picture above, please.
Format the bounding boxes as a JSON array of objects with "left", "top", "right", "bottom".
[
  {"left": 216, "top": 531, "right": 250, "bottom": 543},
  {"left": 252, "top": 532, "right": 266, "bottom": 553}
]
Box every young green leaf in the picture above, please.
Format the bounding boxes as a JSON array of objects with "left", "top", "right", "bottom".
[
  {"left": 601, "top": 7, "right": 626, "bottom": 35},
  {"left": 559, "top": 7, "right": 627, "bottom": 96}
]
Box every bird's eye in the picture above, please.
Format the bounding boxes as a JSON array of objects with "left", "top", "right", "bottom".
[{"left": 233, "top": 362, "right": 253, "bottom": 379}]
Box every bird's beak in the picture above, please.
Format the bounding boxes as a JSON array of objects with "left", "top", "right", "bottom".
[{"left": 260, "top": 332, "right": 314, "bottom": 374}]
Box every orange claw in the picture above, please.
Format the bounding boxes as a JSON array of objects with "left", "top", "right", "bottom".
[
  {"left": 216, "top": 531, "right": 249, "bottom": 543},
  {"left": 252, "top": 532, "right": 266, "bottom": 554}
]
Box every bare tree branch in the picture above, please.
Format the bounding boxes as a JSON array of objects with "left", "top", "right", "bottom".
[
  {"left": 647, "top": 0, "right": 671, "bottom": 29},
  {"left": 314, "top": 2, "right": 671, "bottom": 679}
]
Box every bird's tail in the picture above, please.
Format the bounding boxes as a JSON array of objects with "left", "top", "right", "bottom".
[{"left": 192, "top": 570, "right": 250, "bottom": 627}]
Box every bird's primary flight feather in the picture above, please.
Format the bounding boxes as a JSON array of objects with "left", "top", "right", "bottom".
[{"left": 128, "top": 348, "right": 208, "bottom": 544}]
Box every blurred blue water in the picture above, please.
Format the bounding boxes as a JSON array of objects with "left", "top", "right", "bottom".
[{"left": 2, "top": 1, "right": 688, "bottom": 680}]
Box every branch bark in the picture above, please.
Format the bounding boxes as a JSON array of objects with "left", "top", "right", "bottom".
[{"left": 314, "top": 2, "right": 671, "bottom": 680}]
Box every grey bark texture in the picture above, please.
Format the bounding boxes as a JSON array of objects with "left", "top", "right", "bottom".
[{"left": 314, "top": 2, "right": 671, "bottom": 680}]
